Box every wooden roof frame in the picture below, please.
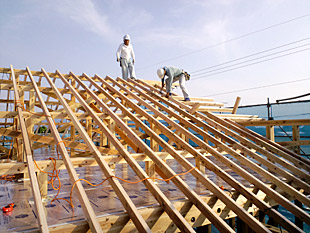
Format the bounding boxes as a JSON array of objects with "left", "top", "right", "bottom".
[{"left": 0, "top": 66, "right": 309, "bottom": 232}]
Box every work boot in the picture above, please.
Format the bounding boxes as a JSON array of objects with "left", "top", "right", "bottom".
[{"left": 184, "top": 97, "right": 190, "bottom": 101}]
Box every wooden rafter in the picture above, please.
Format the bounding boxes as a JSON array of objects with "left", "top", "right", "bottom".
[
  {"left": 10, "top": 65, "right": 49, "bottom": 232},
  {"left": 0, "top": 66, "right": 309, "bottom": 233},
  {"left": 30, "top": 67, "right": 103, "bottom": 232},
  {"left": 52, "top": 70, "right": 152, "bottom": 232}
]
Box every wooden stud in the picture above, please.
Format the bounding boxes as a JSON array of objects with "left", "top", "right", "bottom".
[
  {"left": 292, "top": 125, "right": 300, "bottom": 154},
  {"left": 266, "top": 125, "right": 275, "bottom": 142},
  {"left": 232, "top": 96, "right": 241, "bottom": 114}
]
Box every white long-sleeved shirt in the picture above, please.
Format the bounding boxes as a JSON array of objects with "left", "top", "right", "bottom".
[{"left": 116, "top": 43, "right": 135, "bottom": 60}]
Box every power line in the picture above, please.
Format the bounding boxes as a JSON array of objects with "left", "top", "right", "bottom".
[
  {"left": 191, "top": 37, "right": 310, "bottom": 75},
  {"left": 204, "top": 76, "right": 310, "bottom": 97},
  {"left": 277, "top": 93, "right": 310, "bottom": 103},
  {"left": 136, "top": 13, "right": 310, "bottom": 70},
  {"left": 191, "top": 43, "right": 310, "bottom": 79},
  {"left": 191, "top": 47, "right": 310, "bottom": 81}
]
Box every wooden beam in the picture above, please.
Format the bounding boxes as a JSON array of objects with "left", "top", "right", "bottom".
[
  {"left": 22, "top": 186, "right": 283, "bottom": 233},
  {"left": 69, "top": 72, "right": 197, "bottom": 233},
  {"left": 121, "top": 78, "right": 306, "bottom": 232},
  {"left": 266, "top": 125, "right": 275, "bottom": 141},
  {"left": 227, "top": 119, "right": 310, "bottom": 168},
  {"left": 32, "top": 67, "right": 103, "bottom": 232},
  {"left": 0, "top": 128, "right": 118, "bottom": 155},
  {"left": 133, "top": 79, "right": 309, "bottom": 231},
  {"left": 102, "top": 76, "right": 266, "bottom": 233},
  {"left": 278, "top": 140, "right": 310, "bottom": 147},
  {"left": 232, "top": 96, "right": 241, "bottom": 114},
  {"left": 53, "top": 70, "right": 151, "bottom": 233},
  {"left": 240, "top": 119, "right": 310, "bottom": 126},
  {"left": 11, "top": 65, "right": 49, "bottom": 232},
  {"left": 292, "top": 125, "right": 301, "bottom": 154},
  {"left": 0, "top": 149, "right": 208, "bottom": 176}
]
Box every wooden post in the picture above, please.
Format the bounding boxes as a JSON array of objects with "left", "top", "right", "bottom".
[
  {"left": 100, "top": 133, "right": 107, "bottom": 147},
  {"left": 295, "top": 200, "right": 303, "bottom": 230},
  {"left": 292, "top": 125, "right": 300, "bottom": 154},
  {"left": 14, "top": 74, "right": 24, "bottom": 162},
  {"left": 195, "top": 157, "right": 205, "bottom": 175},
  {"left": 38, "top": 172, "right": 48, "bottom": 200},
  {"left": 108, "top": 119, "right": 116, "bottom": 170},
  {"left": 27, "top": 90, "right": 35, "bottom": 134},
  {"left": 232, "top": 96, "right": 241, "bottom": 114},
  {"left": 237, "top": 216, "right": 245, "bottom": 233},
  {"left": 259, "top": 210, "right": 266, "bottom": 224},
  {"left": 196, "top": 224, "right": 211, "bottom": 233},
  {"left": 70, "top": 125, "right": 75, "bottom": 156},
  {"left": 70, "top": 78, "right": 76, "bottom": 156},
  {"left": 146, "top": 123, "right": 156, "bottom": 178},
  {"left": 145, "top": 161, "right": 155, "bottom": 178},
  {"left": 267, "top": 205, "right": 278, "bottom": 226},
  {"left": 228, "top": 217, "right": 236, "bottom": 231},
  {"left": 108, "top": 119, "right": 115, "bottom": 149},
  {"left": 266, "top": 125, "right": 275, "bottom": 141},
  {"left": 87, "top": 118, "right": 92, "bottom": 137}
]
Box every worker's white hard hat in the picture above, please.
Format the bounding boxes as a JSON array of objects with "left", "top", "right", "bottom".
[
  {"left": 157, "top": 68, "right": 165, "bottom": 79},
  {"left": 123, "top": 34, "right": 130, "bottom": 41}
]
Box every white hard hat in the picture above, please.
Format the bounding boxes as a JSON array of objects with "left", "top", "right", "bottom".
[
  {"left": 123, "top": 34, "right": 130, "bottom": 41},
  {"left": 157, "top": 68, "right": 165, "bottom": 79}
]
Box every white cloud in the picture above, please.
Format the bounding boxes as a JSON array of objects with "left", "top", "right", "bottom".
[
  {"left": 50, "top": 0, "right": 115, "bottom": 39},
  {"left": 136, "top": 17, "right": 233, "bottom": 57}
]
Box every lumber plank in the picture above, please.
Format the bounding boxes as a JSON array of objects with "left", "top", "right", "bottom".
[
  {"left": 21, "top": 186, "right": 283, "bottom": 233},
  {"left": 34, "top": 67, "right": 103, "bottom": 232},
  {"left": 11, "top": 65, "right": 49, "bottom": 233},
  {"left": 99, "top": 76, "right": 238, "bottom": 233},
  {"left": 227, "top": 119, "right": 310, "bottom": 169},
  {"left": 240, "top": 119, "right": 310, "bottom": 126},
  {"left": 70, "top": 72, "right": 196, "bottom": 233},
  {"left": 103, "top": 76, "right": 270, "bottom": 233},
  {"left": 0, "top": 128, "right": 118, "bottom": 155},
  {"left": 135, "top": 79, "right": 310, "bottom": 224},
  {"left": 53, "top": 70, "right": 151, "bottom": 233},
  {"left": 0, "top": 149, "right": 209, "bottom": 175},
  {"left": 232, "top": 96, "right": 241, "bottom": 114},
  {"left": 123, "top": 78, "right": 306, "bottom": 232},
  {"left": 188, "top": 116, "right": 310, "bottom": 223}
]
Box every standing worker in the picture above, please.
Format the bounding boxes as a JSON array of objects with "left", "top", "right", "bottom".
[
  {"left": 157, "top": 66, "right": 191, "bottom": 101},
  {"left": 116, "top": 34, "right": 136, "bottom": 80}
]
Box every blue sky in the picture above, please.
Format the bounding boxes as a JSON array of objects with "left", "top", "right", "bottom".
[{"left": 1, "top": 0, "right": 310, "bottom": 106}]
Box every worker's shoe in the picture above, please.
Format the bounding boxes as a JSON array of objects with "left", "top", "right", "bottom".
[
  {"left": 184, "top": 97, "right": 191, "bottom": 101},
  {"left": 130, "top": 77, "right": 137, "bottom": 80}
]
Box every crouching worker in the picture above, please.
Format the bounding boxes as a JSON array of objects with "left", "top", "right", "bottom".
[{"left": 157, "top": 66, "right": 191, "bottom": 101}]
